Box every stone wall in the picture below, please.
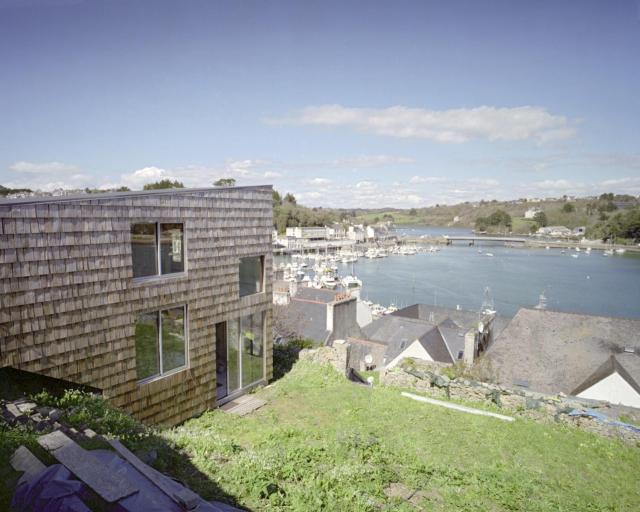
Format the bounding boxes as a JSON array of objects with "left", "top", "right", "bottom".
[{"left": 382, "top": 358, "right": 640, "bottom": 443}]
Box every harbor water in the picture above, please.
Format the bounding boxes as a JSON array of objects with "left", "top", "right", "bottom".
[{"left": 277, "top": 227, "right": 640, "bottom": 319}]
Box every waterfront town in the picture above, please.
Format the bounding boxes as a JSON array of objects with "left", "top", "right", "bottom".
[{"left": 2, "top": 1, "right": 640, "bottom": 511}]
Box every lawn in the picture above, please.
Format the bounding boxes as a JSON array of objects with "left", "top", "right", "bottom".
[
  {"left": 2, "top": 361, "right": 639, "bottom": 511},
  {"left": 165, "top": 361, "right": 640, "bottom": 511}
]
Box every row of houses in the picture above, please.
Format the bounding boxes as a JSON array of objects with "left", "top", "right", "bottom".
[
  {"left": 278, "top": 223, "right": 391, "bottom": 249},
  {"left": 275, "top": 286, "right": 640, "bottom": 409}
]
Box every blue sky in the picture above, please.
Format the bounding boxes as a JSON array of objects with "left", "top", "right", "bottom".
[{"left": 1, "top": 0, "right": 639, "bottom": 207}]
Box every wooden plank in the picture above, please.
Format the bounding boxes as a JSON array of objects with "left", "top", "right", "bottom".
[
  {"left": 38, "top": 431, "right": 138, "bottom": 502},
  {"left": 401, "top": 392, "right": 515, "bottom": 422},
  {"left": 10, "top": 445, "right": 47, "bottom": 484},
  {"left": 107, "top": 438, "right": 200, "bottom": 510}
]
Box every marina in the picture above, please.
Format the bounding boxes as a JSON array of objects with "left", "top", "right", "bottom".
[{"left": 275, "top": 230, "right": 640, "bottom": 319}]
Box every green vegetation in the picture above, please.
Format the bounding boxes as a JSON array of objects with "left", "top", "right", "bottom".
[
  {"left": 1, "top": 364, "right": 639, "bottom": 510},
  {"left": 474, "top": 209, "right": 512, "bottom": 233},
  {"left": 0, "top": 184, "right": 32, "bottom": 197},
  {"left": 587, "top": 207, "right": 640, "bottom": 242},
  {"left": 272, "top": 339, "right": 314, "bottom": 380},
  {"left": 143, "top": 179, "right": 185, "bottom": 190},
  {"left": 347, "top": 194, "right": 638, "bottom": 235},
  {"left": 533, "top": 211, "right": 548, "bottom": 227},
  {"left": 272, "top": 190, "right": 338, "bottom": 233},
  {"left": 213, "top": 178, "right": 236, "bottom": 187},
  {"left": 165, "top": 361, "right": 640, "bottom": 511}
]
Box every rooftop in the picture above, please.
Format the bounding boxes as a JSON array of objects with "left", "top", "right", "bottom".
[
  {"left": 486, "top": 308, "right": 640, "bottom": 395},
  {"left": 0, "top": 185, "right": 272, "bottom": 206}
]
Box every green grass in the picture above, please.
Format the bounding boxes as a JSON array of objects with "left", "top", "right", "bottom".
[
  {"left": 165, "top": 361, "right": 640, "bottom": 511},
  {"left": 2, "top": 364, "right": 639, "bottom": 511}
]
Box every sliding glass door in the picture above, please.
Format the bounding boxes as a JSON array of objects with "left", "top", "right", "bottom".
[{"left": 216, "top": 312, "right": 265, "bottom": 401}]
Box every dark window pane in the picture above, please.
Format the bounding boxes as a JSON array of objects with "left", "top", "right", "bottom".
[
  {"left": 241, "top": 312, "right": 264, "bottom": 387},
  {"left": 239, "top": 256, "right": 263, "bottom": 297},
  {"left": 161, "top": 307, "right": 186, "bottom": 372},
  {"left": 227, "top": 319, "right": 240, "bottom": 393},
  {"left": 131, "top": 223, "right": 158, "bottom": 278},
  {"left": 135, "top": 312, "right": 159, "bottom": 380},
  {"left": 160, "top": 223, "right": 184, "bottom": 275}
]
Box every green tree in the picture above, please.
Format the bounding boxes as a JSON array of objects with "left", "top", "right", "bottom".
[
  {"left": 272, "top": 190, "right": 282, "bottom": 207},
  {"left": 284, "top": 193, "right": 297, "bottom": 205},
  {"left": 143, "top": 179, "right": 184, "bottom": 190},
  {"left": 213, "top": 178, "right": 236, "bottom": 187},
  {"left": 562, "top": 203, "right": 575, "bottom": 213},
  {"left": 533, "top": 211, "right": 548, "bottom": 227},
  {"left": 409, "top": 208, "right": 417, "bottom": 216}
]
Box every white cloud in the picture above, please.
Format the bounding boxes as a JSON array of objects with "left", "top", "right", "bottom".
[
  {"left": 330, "top": 154, "right": 415, "bottom": 168},
  {"left": 9, "top": 161, "right": 79, "bottom": 173},
  {"left": 274, "top": 104, "right": 576, "bottom": 144},
  {"left": 264, "top": 171, "right": 282, "bottom": 178},
  {"left": 409, "top": 175, "right": 447, "bottom": 184},
  {"left": 309, "top": 177, "right": 331, "bottom": 185}
]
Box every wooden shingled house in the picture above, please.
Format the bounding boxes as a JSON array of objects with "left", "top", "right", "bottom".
[{"left": 0, "top": 186, "right": 274, "bottom": 425}]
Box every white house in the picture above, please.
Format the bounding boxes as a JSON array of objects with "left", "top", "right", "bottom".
[{"left": 524, "top": 207, "right": 541, "bottom": 219}]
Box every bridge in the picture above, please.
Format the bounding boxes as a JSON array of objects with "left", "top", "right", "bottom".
[{"left": 443, "top": 235, "right": 527, "bottom": 246}]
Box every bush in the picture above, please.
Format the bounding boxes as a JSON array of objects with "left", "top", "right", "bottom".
[{"left": 273, "top": 339, "right": 314, "bottom": 381}]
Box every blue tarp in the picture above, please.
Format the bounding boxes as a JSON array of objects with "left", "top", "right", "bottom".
[
  {"left": 12, "top": 449, "right": 242, "bottom": 512},
  {"left": 568, "top": 408, "right": 640, "bottom": 434}
]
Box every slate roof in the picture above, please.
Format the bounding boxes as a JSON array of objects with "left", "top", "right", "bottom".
[
  {"left": 294, "top": 287, "right": 339, "bottom": 304},
  {"left": 361, "top": 315, "right": 454, "bottom": 365},
  {"left": 486, "top": 308, "right": 640, "bottom": 395},
  {"left": 275, "top": 287, "right": 345, "bottom": 345},
  {"left": 392, "top": 304, "right": 510, "bottom": 338}
]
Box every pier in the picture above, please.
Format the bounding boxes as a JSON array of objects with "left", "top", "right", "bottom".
[{"left": 443, "top": 236, "right": 527, "bottom": 246}]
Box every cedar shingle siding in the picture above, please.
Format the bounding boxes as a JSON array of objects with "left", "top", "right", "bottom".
[{"left": 0, "top": 186, "right": 273, "bottom": 425}]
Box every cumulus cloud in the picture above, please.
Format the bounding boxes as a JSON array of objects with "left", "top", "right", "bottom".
[
  {"left": 9, "top": 161, "right": 79, "bottom": 173},
  {"left": 409, "top": 175, "right": 447, "bottom": 184},
  {"left": 273, "top": 104, "right": 576, "bottom": 144},
  {"left": 308, "top": 177, "right": 331, "bottom": 185}
]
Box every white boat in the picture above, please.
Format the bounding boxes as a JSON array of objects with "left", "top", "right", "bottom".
[
  {"left": 615, "top": 248, "right": 626, "bottom": 255},
  {"left": 545, "top": 246, "right": 550, "bottom": 250},
  {"left": 571, "top": 254, "right": 579, "bottom": 259},
  {"left": 320, "top": 275, "right": 338, "bottom": 288},
  {"left": 603, "top": 249, "right": 614, "bottom": 256},
  {"left": 341, "top": 275, "right": 363, "bottom": 289},
  {"left": 485, "top": 252, "right": 494, "bottom": 257}
]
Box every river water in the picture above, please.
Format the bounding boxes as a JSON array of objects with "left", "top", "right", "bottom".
[{"left": 278, "top": 226, "right": 640, "bottom": 319}]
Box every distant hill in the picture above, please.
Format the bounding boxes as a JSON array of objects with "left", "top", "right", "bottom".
[{"left": 348, "top": 194, "right": 639, "bottom": 236}]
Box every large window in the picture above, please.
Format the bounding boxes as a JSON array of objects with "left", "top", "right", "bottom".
[
  {"left": 135, "top": 306, "right": 187, "bottom": 382},
  {"left": 240, "top": 312, "right": 264, "bottom": 387},
  {"left": 221, "top": 312, "right": 265, "bottom": 395},
  {"left": 131, "top": 222, "right": 184, "bottom": 279},
  {"left": 239, "top": 256, "right": 264, "bottom": 297}
]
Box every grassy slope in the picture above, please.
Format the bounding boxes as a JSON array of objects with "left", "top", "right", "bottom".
[
  {"left": 2, "top": 363, "right": 638, "bottom": 510},
  {"left": 166, "top": 362, "right": 640, "bottom": 511}
]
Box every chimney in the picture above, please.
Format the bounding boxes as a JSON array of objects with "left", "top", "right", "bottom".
[{"left": 463, "top": 329, "right": 477, "bottom": 366}]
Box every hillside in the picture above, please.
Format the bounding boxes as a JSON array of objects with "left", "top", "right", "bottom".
[
  {"left": 2, "top": 361, "right": 639, "bottom": 510},
  {"left": 351, "top": 195, "right": 639, "bottom": 236}
]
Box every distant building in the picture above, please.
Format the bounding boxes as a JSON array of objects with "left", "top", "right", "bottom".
[
  {"left": 346, "top": 305, "right": 510, "bottom": 371},
  {"left": 524, "top": 207, "right": 541, "bottom": 219},
  {"left": 537, "top": 225, "right": 573, "bottom": 237},
  {"left": 285, "top": 226, "right": 330, "bottom": 241},
  {"left": 486, "top": 308, "right": 640, "bottom": 408},
  {"left": 274, "top": 287, "right": 362, "bottom": 345}
]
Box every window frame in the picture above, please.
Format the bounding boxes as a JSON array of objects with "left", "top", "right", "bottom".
[
  {"left": 224, "top": 311, "right": 267, "bottom": 396},
  {"left": 136, "top": 304, "right": 190, "bottom": 385},
  {"left": 131, "top": 221, "right": 187, "bottom": 283},
  {"left": 238, "top": 255, "right": 265, "bottom": 298}
]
